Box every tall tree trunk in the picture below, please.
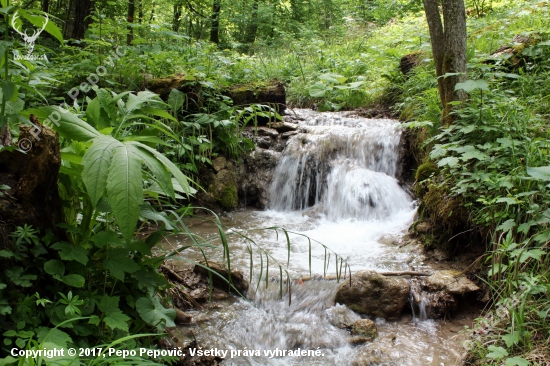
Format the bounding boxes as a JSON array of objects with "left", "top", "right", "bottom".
[
  {"left": 149, "top": 2, "right": 155, "bottom": 23},
  {"left": 243, "top": 0, "right": 259, "bottom": 45},
  {"left": 127, "top": 0, "right": 135, "bottom": 45},
  {"left": 70, "top": 0, "right": 93, "bottom": 40},
  {"left": 138, "top": 0, "right": 143, "bottom": 24},
  {"left": 209, "top": 0, "right": 220, "bottom": 44},
  {"left": 423, "top": 0, "right": 467, "bottom": 124},
  {"left": 173, "top": 4, "right": 182, "bottom": 32},
  {"left": 41, "top": 0, "right": 49, "bottom": 13}
]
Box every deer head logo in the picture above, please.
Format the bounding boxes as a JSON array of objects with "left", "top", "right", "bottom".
[{"left": 11, "top": 11, "right": 48, "bottom": 57}]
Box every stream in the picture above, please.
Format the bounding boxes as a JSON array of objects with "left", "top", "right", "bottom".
[{"left": 168, "top": 110, "right": 471, "bottom": 365}]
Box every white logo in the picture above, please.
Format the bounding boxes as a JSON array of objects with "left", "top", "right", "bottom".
[{"left": 11, "top": 11, "right": 48, "bottom": 60}]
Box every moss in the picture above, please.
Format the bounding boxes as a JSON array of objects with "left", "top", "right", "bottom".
[
  {"left": 414, "top": 161, "right": 439, "bottom": 198},
  {"left": 422, "top": 183, "right": 469, "bottom": 231},
  {"left": 415, "top": 162, "right": 438, "bottom": 182},
  {"left": 218, "top": 184, "right": 238, "bottom": 210}
]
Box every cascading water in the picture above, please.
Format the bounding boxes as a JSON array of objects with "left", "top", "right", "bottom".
[
  {"left": 173, "top": 110, "right": 469, "bottom": 365},
  {"left": 268, "top": 110, "right": 408, "bottom": 220}
]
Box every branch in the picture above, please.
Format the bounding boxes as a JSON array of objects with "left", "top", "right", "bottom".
[{"left": 380, "top": 271, "right": 431, "bottom": 277}]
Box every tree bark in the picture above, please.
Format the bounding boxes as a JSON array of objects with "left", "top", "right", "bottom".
[
  {"left": 173, "top": 3, "right": 183, "bottom": 32},
  {"left": 127, "top": 0, "right": 135, "bottom": 45},
  {"left": 243, "top": 0, "right": 259, "bottom": 46},
  {"left": 209, "top": 0, "right": 220, "bottom": 44},
  {"left": 70, "top": 0, "right": 93, "bottom": 40},
  {"left": 0, "top": 120, "right": 63, "bottom": 238},
  {"left": 41, "top": 0, "right": 50, "bottom": 13},
  {"left": 422, "top": 0, "right": 467, "bottom": 124}
]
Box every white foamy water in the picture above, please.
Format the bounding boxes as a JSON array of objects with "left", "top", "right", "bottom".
[{"left": 170, "top": 109, "right": 468, "bottom": 366}]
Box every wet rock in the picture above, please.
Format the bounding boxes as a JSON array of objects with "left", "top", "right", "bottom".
[
  {"left": 334, "top": 270, "right": 410, "bottom": 320},
  {"left": 301, "top": 205, "right": 324, "bottom": 219},
  {"left": 211, "top": 157, "right": 227, "bottom": 172},
  {"left": 350, "top": 319, "right": 377, "bottom": 340},
  {"left": 239, "top": 148, "right": 281, "bottom": 209},
  {"left": 349, "top": 336, "right": 373, "bottom": 346},
  {"left": 257, "top": 127, "right": 279, "bottom": 137},
  {"left": 351, "top": 347, "right": 389, "bottom": 366},
  {"left": 193, "top": 261, "right": 249, "bottom": 294},
  {"left": 269, "top": 121, "right": 298, "bottom": 133},
  {"left": 281, "top": 131, "right": 299, "bottom": 139},
  {"left": 423, "top": 270, "right": 479, "bottom": 295},
  {"left": 325, "top": 303, "right": 361, "bottom": 329},
  {"left": 174, "top": 308, "right": 193, "bottom": 325},
  {"left": 255, "top": 136, "right": 273, "bottom": 149},
  {"left": 410, "top": 270, "right": 480, "bottom": 318}
]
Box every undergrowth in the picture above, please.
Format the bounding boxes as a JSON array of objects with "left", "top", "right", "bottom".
[{"left": 395, "top": 1, "right": 550, "bottom": 364}]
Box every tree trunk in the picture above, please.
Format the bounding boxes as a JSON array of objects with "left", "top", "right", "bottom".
[
  {"left": 243, "top": 0, "right": 259, "bottom": 45},
  {"left": 41, "top": 0, "right": 49, "bottom": 13},
  {"left": 138, "top": 0, "right": 143, "bottom": 24},
  {"left": 149, "top": 1, "right": 155, "bottom": 23},
  {"left": 70, "top": 0, "right": 93, "bottom": 40},
  {"left": 422, "top": 0, "right": 467, "bottom": 124},
  {"left": 0, "top": 121, "right": 63, "bottom": 239},
  {"left": 173, "top": 4, "right": 182, "bottom": 32},
  {"left": 210, "top": 0, "right": 220, "bottom": 44},
  {"left": 127, "top": 0, "right": 135, "bottom": 45}
]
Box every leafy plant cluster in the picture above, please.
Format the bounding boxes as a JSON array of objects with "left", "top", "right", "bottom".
[{"left": 394, "top": 1, "right": 550, "bottom": 363}]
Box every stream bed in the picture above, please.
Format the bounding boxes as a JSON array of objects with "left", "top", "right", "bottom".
[{"left": 167, "top": 110, "right": 472, "bottom": 365}]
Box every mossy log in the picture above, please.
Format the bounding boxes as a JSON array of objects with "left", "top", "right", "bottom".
[
  {"left": 0, "top": 120, "right": 63, "bottom": 238},
  {"left": 225, "top": 80, "right": 286, "bottom": 115},
  {"left": 488, "top": 34, "right": 542, "bottom": 68},
  {"left": 145, "top": 77, "right": 286, "bottom": 116},
  {"left": 399, "top": 51, "right": 428, "bottom": 76}
]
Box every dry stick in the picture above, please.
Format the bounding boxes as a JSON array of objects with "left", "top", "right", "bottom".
[
  {"left": 161, "top": 264, "right": 186, "bottom": 283},
  {"left": 379, "top": 271, "right": 432, "bottom": 277},
  {"left": 299, "top": 271, "right": 431, "bottom": 282}
]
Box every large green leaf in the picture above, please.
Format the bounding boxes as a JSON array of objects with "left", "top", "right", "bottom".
[
  {"left": 102, "top": 249, "right": 141, "bottom": 281},
  {"left": 60, "top": 274, "right": 85, "bottom": 287},
  {"left": 526, "top": 166, "right": 550, "bottom": 181},
  {"left": 82, "top": 135, "right": 120, "bottom": 207},
  {"left": 16, "top": 9, "right": 63, "bottom": 43},
  {"left": 167, "top": 88, "right": 186, "bottom": 114},
  {"left": 133, "top": 147, "right": 174, "bottom": 199},
  {"left": 104, "top": 311, "right": 130, "bottom": 332},
  {"left": 106, "top": 143, "right": 143, "bottom": 241},
  {"left": 51, "top": 242, "right": 89, "bottom": 265},
  {"left": 136, "top": 296, "right": 176, "bottom": 330},
  {"left": 455, "top": 79, "right": 489, "bottom": 92},
  {"left": 26, "top": 106, "right": 100, "bottom": 141},
  {"left": 309, "top": 82, "right": 329, "bottom": 97},
  {"left": 130, "top": 142, "right": 194, "bottom": 196},
  {"left": 140, "top": 203, "right": 175, "bottom": 230}
]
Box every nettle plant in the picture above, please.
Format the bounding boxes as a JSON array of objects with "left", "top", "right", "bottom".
[{"left": 308, "top": 72, "right": 367, "bottom": 111}]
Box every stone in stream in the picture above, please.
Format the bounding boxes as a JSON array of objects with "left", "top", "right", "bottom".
[
  {"left": 350, "top": 319, "right": 378, "bottom": 340},
  {"left": 268, "top": 121, "right": 298, "bottom": 133},
  {"left": 334, "top": 270, "right": 409, "bottom": 320},
  {"left": 411, "top": 270, "right": 480, "bottom": 319},
  {"left": 325, "top": 303, "right": 361, "bottom": 329}
]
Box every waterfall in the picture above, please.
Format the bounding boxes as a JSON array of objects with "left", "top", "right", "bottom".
[
  {"left": 268, "top": 109, "right": 412, "bottom": 220},
  {"left": 175, "top": 110, "right": 466, "bottom": 365}
]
